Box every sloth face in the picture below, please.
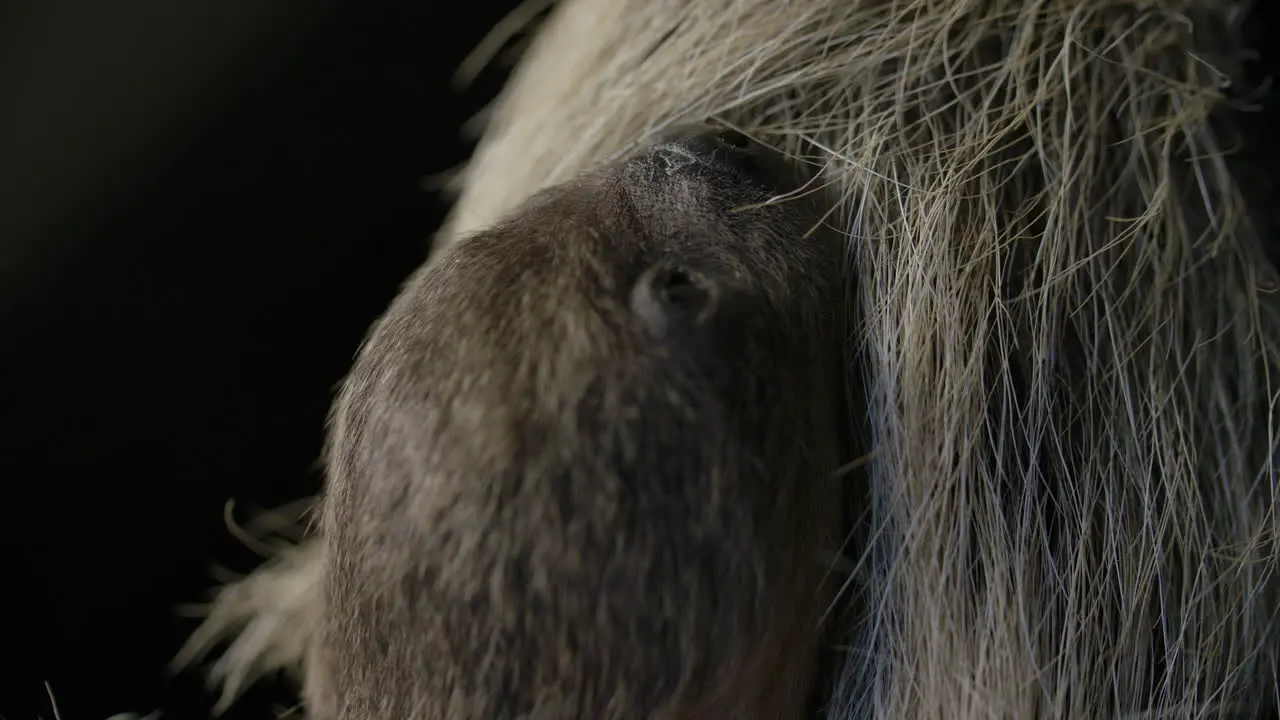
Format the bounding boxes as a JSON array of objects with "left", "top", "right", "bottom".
[{"left": 317, "top": 127, "right": 847, "bottom": 719}]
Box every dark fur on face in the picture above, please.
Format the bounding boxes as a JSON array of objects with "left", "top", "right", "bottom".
[{"left": 311, "top": 126, "right": 851, "bottom": 719}]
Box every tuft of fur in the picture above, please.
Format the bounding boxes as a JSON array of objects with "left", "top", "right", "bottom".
[
  {"left": 172, "top": 502, "right": 320, "bottom": 715},
  {"left": 180, "top": 0, "right": 1280, "bottom": 717}
]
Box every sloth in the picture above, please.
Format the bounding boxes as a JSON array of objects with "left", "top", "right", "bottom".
[
  {"left": 177, "top": 1, "right": 1280, "bottom": 718},
  {"left": 178, "top": 125, "right": 854, "bottom": 719},
  {"left": 305, "top": 125, "right": 850, "bottom": 719}
]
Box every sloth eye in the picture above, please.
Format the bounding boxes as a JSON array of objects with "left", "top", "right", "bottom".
[{"left": 630, "top": 262, "right": 720, "bottom": 338}]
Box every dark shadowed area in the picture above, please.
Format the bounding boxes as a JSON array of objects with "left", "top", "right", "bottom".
[{"left": 0, "top": 1, "right": 524, "bottom": 717}]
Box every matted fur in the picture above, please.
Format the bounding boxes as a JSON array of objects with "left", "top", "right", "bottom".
[{"left": 177, "top": 0, "right": 1280, "bottom": 717}]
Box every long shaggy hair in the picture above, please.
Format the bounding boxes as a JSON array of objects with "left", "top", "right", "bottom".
[{"left": 177, "top": 0, "right": 1280, "bottom": 717}]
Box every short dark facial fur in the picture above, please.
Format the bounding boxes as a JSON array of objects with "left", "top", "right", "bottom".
[{"left": 312, "top": 126, "right": 849, "bottom": 720}]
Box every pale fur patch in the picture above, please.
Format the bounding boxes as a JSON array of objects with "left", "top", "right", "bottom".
[{"left": 172, "top": 502, "right": 320, "bottom": 716}]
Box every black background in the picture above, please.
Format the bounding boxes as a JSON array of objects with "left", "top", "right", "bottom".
[
  {"left": 3, "top": 2, "right": 1280, "bottom": 719},
  {"left": 0, "top": 1, "right": 523, "bottom": 717}
]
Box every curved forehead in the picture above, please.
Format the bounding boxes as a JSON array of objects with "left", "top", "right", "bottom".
[
  {"left": 351, "top": 147, "right": 839, "bottom": 454},
  {"left": 399, "top": 181, "right": 645, "bottom": 365},
  {"left": 399, "top": 145, "right": 835, "bottom": 350},
  {"left": 461, "top": 158, "right": 822, "bottom": 288},
  {"left": 462, "top": 176, "right": 647, "bottom": 285}
]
